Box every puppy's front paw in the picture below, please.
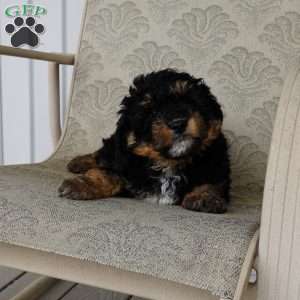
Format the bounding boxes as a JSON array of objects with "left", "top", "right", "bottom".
[
  {"left": 58, "top": 176, "right": 97, "bottom": 200},
  {"left": 182, "top": 189, "right": 227, "bottom": 214}
]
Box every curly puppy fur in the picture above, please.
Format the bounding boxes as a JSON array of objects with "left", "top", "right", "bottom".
[{"left": 59, "top": 69, "right": 231, "bottom": 213}]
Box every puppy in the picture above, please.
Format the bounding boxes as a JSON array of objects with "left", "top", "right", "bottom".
[{"left": 58, "top": 69, "right": 231, "bottom": 213}]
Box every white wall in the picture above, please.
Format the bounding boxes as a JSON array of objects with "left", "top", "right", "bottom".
[{"left": 0, "top": 0, "right": 85, "bottom": 164}]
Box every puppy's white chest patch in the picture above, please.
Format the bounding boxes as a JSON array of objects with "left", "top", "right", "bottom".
[
  {"left": 169, "top": 138, "right": 193, "bottom": 157},
  {"left": 143, "top": 168, "right": 181, "bottom": 205},
  {"left": 159, "top": 172, "right": 180, "bottom": 204}
]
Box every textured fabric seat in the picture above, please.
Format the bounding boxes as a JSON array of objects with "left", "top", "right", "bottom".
[
  {"left": 0, "top": 160, "right": 259, "bottom": 299},
  {"left": 1, "top": 0, "right": 300, "bottom": 299}
]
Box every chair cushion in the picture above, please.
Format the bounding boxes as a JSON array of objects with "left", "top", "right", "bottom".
[{"left": 0, "top": 160, "right": 259, "bottom": 299}]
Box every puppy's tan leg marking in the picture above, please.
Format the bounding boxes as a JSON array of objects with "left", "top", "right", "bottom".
[
  {"left": 67, "top": 152, "right": 98, "bottom": 174},
  {"left": 58, "top": 168, "right": 123, "bottom": 200},
  {"left": 182, "top": 184, "right": 227, "bottom": 213}
]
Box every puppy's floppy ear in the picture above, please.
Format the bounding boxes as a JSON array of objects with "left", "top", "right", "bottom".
[
  {"left": 113, "top": 109, "right": 136, "bottom": 172},
  {"left": 208, "top": 95, "right": 223, "bottom": 122},
  {"left": 127, "top": 74, "right": 153, "bottom": 108},
  {"left": 206, "top": 95, "right": 223, "bottom": 146},
  {"left": 194, "top": 80, "right": 223, "bottom": 146},
  {"left": 203, "top": 106, "right": 223, "bottom": 149},
  {"left": 115, "top": 103, "right": 132, "bottom": 151},
  {"left": 208, "top": 119, "right": 222, "bottom": 137},
  {"left": 195, "top": 80, "right": 223, "bottom": 121}
]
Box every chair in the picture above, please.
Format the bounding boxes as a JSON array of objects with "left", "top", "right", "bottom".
[{"left": 0, "top": 1, "right": 300, "bottom": 299}]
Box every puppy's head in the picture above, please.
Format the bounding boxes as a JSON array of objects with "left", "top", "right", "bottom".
[{"left": 117, "top": 69, "right": 223, "bottom": 161}]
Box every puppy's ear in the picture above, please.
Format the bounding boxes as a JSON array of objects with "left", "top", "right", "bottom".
[
  {"left": 127, "top": 74, "right": 153, "bottom": 108},
  {"left": 208, "top": 96, "right": 223, "bottom": 123},
  {"left": 193, "top": 80, "right": 223, "bottom": 147},
  {"left": 208, "top": 120, "right": 222, "bottom": 139},
  {"left": 113, "top": 112, "right": 135, "bottom": 173},
  {"left": 204, "top": 93, "right": 223, "bottom": 146},
  {"left": 115, "top": 107, "right": 132, "bottom": 151},
  {"left": 195, "top": 80, "right": 223, "bottom": 121}
]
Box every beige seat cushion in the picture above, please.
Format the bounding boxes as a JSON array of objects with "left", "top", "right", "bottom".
[{"left": 0, "top": 160, "right": 259, "bottom": 299}]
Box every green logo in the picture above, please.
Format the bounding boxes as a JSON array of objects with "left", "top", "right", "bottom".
[{"left": 5, "top": 5, "right": 47, "bottom": 18}]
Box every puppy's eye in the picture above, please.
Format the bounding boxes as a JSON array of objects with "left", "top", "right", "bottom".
[
  {"left": 139, "top": 100, "right": 151, "bottom": 106},
  {"left": 127, "top": 132, "right": 137, "bottom": 147},
  {"left": 168, "top": 118, "right": 187, "bottom": 131}
]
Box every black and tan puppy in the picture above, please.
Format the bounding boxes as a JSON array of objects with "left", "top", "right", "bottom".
[{"left": 58, "top": 69, "right": 231, "bottom": 213}]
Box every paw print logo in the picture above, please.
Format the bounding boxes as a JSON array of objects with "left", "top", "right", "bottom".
[{"left": 5, "top": 17, "right": 45, "bottom": 48}]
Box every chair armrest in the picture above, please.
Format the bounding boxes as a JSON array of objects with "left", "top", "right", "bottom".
[
  {"left": 0, "top": 45, "right": 75, "bottom": 65},
  {"left": 233, "top": 230, "right": 259, "bottom": 300},
  {"left": 0, "top": 44, "right": 75, "bottom": 146},
  {"left": 258, "top": 58, "right": 300, "bottom": 299}
]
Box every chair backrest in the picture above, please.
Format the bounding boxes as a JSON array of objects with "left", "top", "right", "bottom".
[{"left": 53, "top": 0, "right": 300, "bottom": 206}]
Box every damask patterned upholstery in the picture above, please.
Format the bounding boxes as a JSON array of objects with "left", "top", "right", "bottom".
[
  {"left": 0, "top": 0, "right": 299, "bottom": 299},
  {"left": 55, "top": 0, "right": 300, "bottom": 206}
]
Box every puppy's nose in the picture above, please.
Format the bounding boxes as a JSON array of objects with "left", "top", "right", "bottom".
[{"left": 168, "top": 118, "right": 187, "bottom": 132}]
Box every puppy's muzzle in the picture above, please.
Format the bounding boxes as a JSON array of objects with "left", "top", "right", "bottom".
[{"left": 168, "top": 136, "right": 194, "bottom": 158}]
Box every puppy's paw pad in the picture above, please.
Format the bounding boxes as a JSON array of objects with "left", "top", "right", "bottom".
[
  {"left": 182, "top": 191, "right": 227, "bottom": 213},
  {"left": 58, "top": 177, "right": 92, "bottom": 200},
  {"left": 58, "top": 178, "right": 76, "bottom": 197},
  {"left": 182, "top": 193, "right": 203, "bottom": 211}
]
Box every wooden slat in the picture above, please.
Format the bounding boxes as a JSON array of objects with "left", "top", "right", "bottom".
[
  {"left": 8, "top": 277, "right": 59, "bottom": 300},
  {"left": 0, "top": 273, "right": 39, "bottom": 300},
  {"left": 233, "top": 230, "right": 259, "bottom": 300},
  {"left": 59, "top": 284, "right": 130, "bottom": 300},
  {"left": 36, "top": 281, "right": 76, "bottom": 300},
  {"left": 0, "top": 267, "right": 24, "bottom": 290}
]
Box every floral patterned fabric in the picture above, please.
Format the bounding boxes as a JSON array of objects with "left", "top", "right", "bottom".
[
  {"left": 1, "top": 0, "right": 299, "bottom": 298},
  {"left": 54, "top": 0, "right": 300, "bottom": 206}
]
